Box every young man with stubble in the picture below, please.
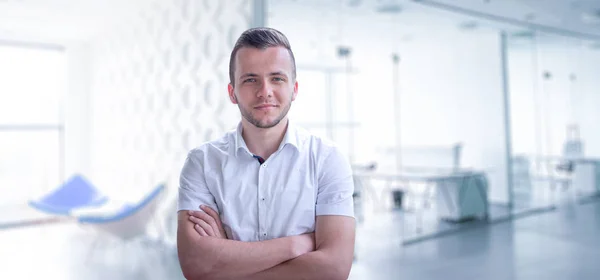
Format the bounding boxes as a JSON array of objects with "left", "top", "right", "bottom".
[{"left": 177, "top": 27, "right": 355, "bottom": 280}]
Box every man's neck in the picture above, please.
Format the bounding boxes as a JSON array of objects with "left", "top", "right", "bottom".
[{"left": 241, "top": 118, "right": 288, "bottom": 160}]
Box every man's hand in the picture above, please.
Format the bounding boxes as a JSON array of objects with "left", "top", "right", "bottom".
[
  {"left": 188, "top": 205, "right": 227, "bottom": 239},
  {"left": 291, "top": 232, "right": 316, "bottom": 258},
  {"left": 178, "top": 210, "right": 319, "bottom": 280},
  {"left": 246, "top": 216, "right": 355, "bottom": 280}
]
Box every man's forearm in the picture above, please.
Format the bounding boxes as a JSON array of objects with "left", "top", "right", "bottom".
[
  {"left": 245, "top": 249, "right": 350, "bottom": 280},
  {"left": 179, "top": 233, "right": 300, "bottom": 280}
]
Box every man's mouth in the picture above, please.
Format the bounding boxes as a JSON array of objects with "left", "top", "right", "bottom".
[{"left": 254, "top": 104, "right": 278, "bottom": 110}]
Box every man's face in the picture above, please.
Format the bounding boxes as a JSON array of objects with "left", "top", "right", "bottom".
[{"left": 228, "top": 46, "right": 298, "bottom": 129}]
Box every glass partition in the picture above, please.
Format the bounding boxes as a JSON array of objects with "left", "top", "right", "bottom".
[
  {"left": 268, "top": 1, "right": 512, "bottom": 244},
  {"left": 508, "top": 31, "right": 600, "bottom": 213}
]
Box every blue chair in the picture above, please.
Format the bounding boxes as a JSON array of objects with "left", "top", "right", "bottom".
[
  {"left": 76, "top": 184, "right": 166, "bottom": 240},
  {"left": 72, "top": 184, "right": 168, "bottom": 267},
  {"left": 29, "top": 175, "right": 108, "bottom": 215}
]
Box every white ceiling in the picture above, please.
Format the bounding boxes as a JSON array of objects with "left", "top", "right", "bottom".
[
  {"left": 0, "top": 0, "right": 151, "bottom": 45},
  {"left": 0, "top": 0, "right": 598, "bottom": 46},
  {"left": 270, "top": 0, "right": 600, "bottom": 39},
  {"left": 411, "top": 0, "right": 600, "bottom": 38},
  {"left": 266, "top": 0, "right": 600, "bottom": 54}
]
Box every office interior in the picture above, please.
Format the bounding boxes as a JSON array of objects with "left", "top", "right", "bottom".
[{"left": 0, "top": 0, "right": 599, "bottom": 279}]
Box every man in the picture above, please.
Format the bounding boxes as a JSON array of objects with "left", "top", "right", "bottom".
[{"left": 177, "top": 27, "right": 355, "bottom": 280}]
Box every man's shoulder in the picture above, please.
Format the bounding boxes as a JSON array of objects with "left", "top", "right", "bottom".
[
  {"left": 294, "top": 127, "right": 352, "bottom": 177},
  {"left": 294, "top": 125, "right": 341, "bottom": 156},
  {"left": 188, "top": 129, "right": 235, "bottom": 157}
]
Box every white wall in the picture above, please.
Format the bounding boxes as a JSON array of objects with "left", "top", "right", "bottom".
[
  {"left": 88, "top": 0, "right": 251, "bottom": 198},
  {"left": 64, "top": 44, "right": 91, "bottom": 180}
]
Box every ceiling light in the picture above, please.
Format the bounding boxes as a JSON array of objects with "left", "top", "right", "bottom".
[
  {"left": 524, "top": 13, "right": 536, "bottom": 21},
  {"left": 376, "top": 0, "right": 402, "bottom": 14},
  {"left": 347, "top": 0, "right": 361, "bottom": 7},
  {"left": 510, "top": 30, "right": 535, "bottom": 39},
  {"left": 400, "top": 34, "right": 414, "bottom": 42},
  {"left": 458, "top": 21, "right": 479, "bottom": 30}
]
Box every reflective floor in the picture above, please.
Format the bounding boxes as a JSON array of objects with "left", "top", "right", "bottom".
[
  {"left": 352, "top": 199, "right": 600, "bottom": 280},
  {"left": 0, "top": 199, "right": 599, "bottom": 280}
]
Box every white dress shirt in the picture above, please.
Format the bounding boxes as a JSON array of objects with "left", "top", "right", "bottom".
[{"left": 178, "top": 121, "right": 354, "bottom": 242}]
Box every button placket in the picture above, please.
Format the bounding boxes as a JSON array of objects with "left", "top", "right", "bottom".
[{"left": 258, "top": 162, "right": 267, "bottom": 240}]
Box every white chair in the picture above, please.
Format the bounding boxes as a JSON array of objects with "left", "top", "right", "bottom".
[{"left": 73, "top": 184, "right": 168, "bottom": 270}]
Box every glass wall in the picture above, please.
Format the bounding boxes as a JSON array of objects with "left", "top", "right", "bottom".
[
  {"left": 508, "top": 31, "right": 600, "bottom": 212},
  {"left": 268, "top": 1, "right": 511, "bottom": 244}
]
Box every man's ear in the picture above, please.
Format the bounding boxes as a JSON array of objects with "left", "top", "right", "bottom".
[
  {"left": 228, "top": 83, "right": 238, "bottom": 104},
  {"left": 292, "top": 80, "right": 298, "bottom": 101}
]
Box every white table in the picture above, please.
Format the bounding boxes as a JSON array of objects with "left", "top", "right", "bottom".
[
  {"left": 572, "top": 159, "right": 600, "bottom": 196},
  {"left": 529, "top": 155, "right": 600, "bottom": 198},
  {"left": 355, "top": 170, "right": 489, "bottom": 223}
]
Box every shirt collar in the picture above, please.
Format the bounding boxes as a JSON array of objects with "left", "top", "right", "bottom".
[
  {"left": 279, "top": 119, "right": 300, "bottom": 150},
  {"left": 234, "top": 119, "right": 300, "bottom": 157}
]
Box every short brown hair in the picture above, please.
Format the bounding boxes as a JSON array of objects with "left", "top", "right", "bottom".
[{"left": 228, "top": 27, "right": 296, "bottom": 86}]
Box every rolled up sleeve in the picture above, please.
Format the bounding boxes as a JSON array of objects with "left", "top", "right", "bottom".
[
  {"left": 178, "top": 151, "right": 218, "bottom": 212},
  {"left": 315, "top": 147, "right": 355, "bottom": 217}
]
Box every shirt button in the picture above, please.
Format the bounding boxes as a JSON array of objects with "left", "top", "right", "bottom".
[
  {"left": 261, "top": 198, "right": 265, "bottom": 201},
  {"left": 262, "top": 164, "right": 267, "bottom": 168}
]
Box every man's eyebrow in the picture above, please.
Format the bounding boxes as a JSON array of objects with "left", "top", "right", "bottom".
[
  {"left": 239, "top": 73, "right": 258, "bottom": 79},
  {"left": 268, "top": 71, "right": 288, "bottom": 77}
]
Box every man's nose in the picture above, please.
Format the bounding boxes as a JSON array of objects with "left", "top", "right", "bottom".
[{"left": 257, "top": 80, "right": 273, "bottom": 98}]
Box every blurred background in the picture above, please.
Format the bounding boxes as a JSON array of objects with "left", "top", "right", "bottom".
[{"left": 1, "top": 0, "right": 599, "bottom": 279}]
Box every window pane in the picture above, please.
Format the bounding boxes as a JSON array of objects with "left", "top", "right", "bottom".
[
  {"left": 0, "top": 45, "right": 65, "bottom": 125},
  {"left": 289, "top": 69, "right": 327, "bottom": 125},
  {"left": 0, "top": 130, "right": 61, "bottom": 205}
]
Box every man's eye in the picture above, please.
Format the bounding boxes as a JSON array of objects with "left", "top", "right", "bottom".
[
  {"left": 273, "top": 77, "right": 284, "bottom": 82},
  {"left": 244, "top": 78, "right": 256, "bottom": 83}
]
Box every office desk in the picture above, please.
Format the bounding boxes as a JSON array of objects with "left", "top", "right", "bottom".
[
  {"left": 530, "top": 156, "right": 600, "bottom": 197},
  {"left": 572, "top": 159, "right": 600, "bottom": 196},
  {"left": 355, "top": 170, "right": 489, "bottom": 223}
]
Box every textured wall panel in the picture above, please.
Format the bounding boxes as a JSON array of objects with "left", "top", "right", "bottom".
[{"left": 90, "top": 0, "right": 250, "bottom": 197}]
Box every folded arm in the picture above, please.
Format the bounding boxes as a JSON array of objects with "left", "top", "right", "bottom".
[
  {"left": 177, "top": 210, "right": 314, "bottom": 280},
  {"left": 177, "top": 142, "right": 355, "bottom": 279},
  {"left": 243, "top": 145, "right": 358, "bottom": 280},
  {"left": 246, "top": 215, "right": 355, "bottom": 280},
  {"left": 177, "top": 152, "right": 310, "bottom": 279}
]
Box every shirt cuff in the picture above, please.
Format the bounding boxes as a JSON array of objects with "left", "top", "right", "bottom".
[
  {"left": 177, "top": 188, "right": 217, "bottom": 212},
  {"left": 315, "top": 197, "right": 355, "bottom": 217}
]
